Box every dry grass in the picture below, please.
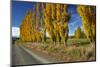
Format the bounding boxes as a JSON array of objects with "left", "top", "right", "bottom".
[{"left": 24, "top": 42, "right": 95, "bottom": 62}]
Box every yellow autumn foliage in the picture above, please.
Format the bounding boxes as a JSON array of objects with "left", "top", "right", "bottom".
[{"left": 77, "top": 6, "right": 96, "bottom": 42}]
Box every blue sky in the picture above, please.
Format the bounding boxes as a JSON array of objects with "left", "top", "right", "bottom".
[
  {"left": 67, "top": 5, "right": 82, "bottom": 36},
  {"left": 12, "top": 1, "right": 34, "bottom": 27},
  {"left": 12, "top": 1, "right": 83, "bottom": 37}
]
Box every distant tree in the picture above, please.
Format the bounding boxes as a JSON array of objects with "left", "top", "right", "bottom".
[{"left": 75, "top": 26, "right": 81, "bottom": 39}]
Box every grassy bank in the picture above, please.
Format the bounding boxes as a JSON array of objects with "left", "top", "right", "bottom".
[{"left": 22, "top": 40, "right": 95, "bottom": 62}]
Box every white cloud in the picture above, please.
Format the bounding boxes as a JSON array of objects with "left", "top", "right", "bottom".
[{"left": 12, "top": 27, "right": 20, "bottom": 38}]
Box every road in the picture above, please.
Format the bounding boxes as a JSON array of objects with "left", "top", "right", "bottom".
[{"left": 12, "top": 44, "right": 58, "bottom": 66}]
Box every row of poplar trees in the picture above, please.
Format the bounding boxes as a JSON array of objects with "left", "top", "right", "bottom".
[
  {"left": 20, "top": 3, "right": 96, "bottom": 45},
  {"left": 20, "top": 3, "right": 71, "bottom": 45}
]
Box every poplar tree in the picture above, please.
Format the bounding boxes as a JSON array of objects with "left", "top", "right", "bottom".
[
  {"left": 20, "top": 10, "right": 34, "bottom": 42},
  {"left": 60, "top": 4, "right": 70, "bottom": 45},
  {"left": 75, "top": 26, "right": 81, "bottom": 39},
  {"left": 77, "top": 6, "right": 96, "bottom": 42}
]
